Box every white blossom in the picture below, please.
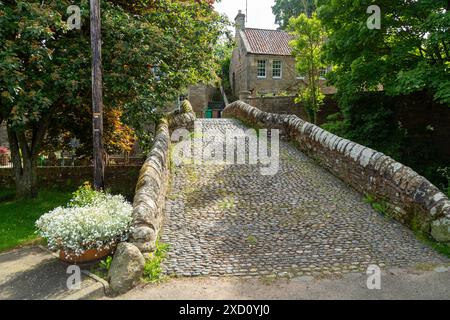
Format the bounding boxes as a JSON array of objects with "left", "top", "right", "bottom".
[{"left": 36, "top": 193, "right": 133, "bottom": 257}]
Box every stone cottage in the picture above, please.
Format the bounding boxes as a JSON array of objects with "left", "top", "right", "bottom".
[{"left": 229, "top": 11, "right": 335, "bottom": 99}]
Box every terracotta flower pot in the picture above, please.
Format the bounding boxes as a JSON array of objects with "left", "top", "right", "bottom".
[{"left": 59, "top": 245, "right": 115, "bottom": 265}]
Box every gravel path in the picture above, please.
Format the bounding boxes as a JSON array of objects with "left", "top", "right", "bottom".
[{"left": 160, "top": 119, "right": 447, "bottom": 278}]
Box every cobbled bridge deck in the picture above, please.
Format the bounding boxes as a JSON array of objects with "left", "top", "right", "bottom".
[{"left": 160, "top": 119, "right": 446, "bottom": 277}]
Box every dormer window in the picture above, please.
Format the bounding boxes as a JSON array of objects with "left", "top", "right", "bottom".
[{"left": 257, "top": 60, "right": 266, "bottom": 78}]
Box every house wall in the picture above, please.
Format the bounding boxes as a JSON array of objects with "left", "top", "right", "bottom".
[
  {"left": 246, "top": 54, "right": 301, "bottom": 96},
  {"left": 188, "top": 85, "right": 223, "bottom": 118},
  {"left": 229, "top": 33, "right": 336, "bottom": 98},
  {"left": 230, "top": 49, "right": 301, "bottom": 97},
  {"left": 230, "top": 35, "right": 249, "bottom": 97},
  {"left": 188, "top": 85, "right": 209, "bottom": 117}
]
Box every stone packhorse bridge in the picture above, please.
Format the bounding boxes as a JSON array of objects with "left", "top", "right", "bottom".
[{"left": 109, "top": 100, "right": 450, "bottom": 293}]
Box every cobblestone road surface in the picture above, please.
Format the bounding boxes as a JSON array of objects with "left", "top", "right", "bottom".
[{"left": 161, "top": 119, "right": 447, "bottom": 277}]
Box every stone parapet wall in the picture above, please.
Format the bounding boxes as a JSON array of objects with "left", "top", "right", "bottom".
[
  {"left": 128, "top": 121, "right": 171, "bottom": 254},
  {"left": 223, "top": 100, "right": 450, "bottom": 243},
  {"left": 130, "top": 100, "right": 197, "bottom": 254},
  {"left": 109, "top": 101, "right": 196, "bottom": 294}
]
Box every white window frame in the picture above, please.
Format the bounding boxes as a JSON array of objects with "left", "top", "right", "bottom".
[
  {"left": 319, "top": 66, "right": 332, "bottom": 80},
  {"left": 319, "top": 68, "right": 327, "bottom": 80},
  {"left": 257, "top": 60, "right": 267, "bottom": 79},
  {"left": 272, "top": 60, "right": 282, "bottom": 79}
]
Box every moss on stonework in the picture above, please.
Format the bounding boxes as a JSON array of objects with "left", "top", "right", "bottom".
[
  {"left": 185, "top": 166, "right": 199, "bottom": 183},
  {"left": 411, "top": 215, "right": 450, "bottom": 258},
  {"left": 413, "top": 231, "right": 450, "bottom": 259},
  {"left": 364, "top": 194, "right": 395, "bottom": 219},
  {"left": 181, "top": 100, "right": 194, "bottom": 114},
  {"left": 364, "top": 194, "right": 449, "bottom": 258},
  {"left": 159, "top": 117, "right": 169, "bottom": 127},
  {"left": 246, "top": 235, "right": 257, "bottom": 246},
  {"left": 431, "top": 220, "right": 450, "bottom": 243},
  {"left": 409, "top": 211, "right": 432, "bottom": 235},
  {"left": 218, "top": 197, "right": 235, "bottom": 210}
]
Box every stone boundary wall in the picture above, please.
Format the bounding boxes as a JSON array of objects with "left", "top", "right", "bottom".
[
  {"left": 0, "top": 166, "right": 140, "bottom": 198},
  {"left": 242, "top": 95, "right": 339, "bottom": 125},
  {"left": 109, "top": 101, "right": 196, "bottom": 294},
  {"left": 223, "top": 100, "right": 450, "bottom": 243},
  {"left": 0, "top": 123, "right": 7, "bottom": 147}
]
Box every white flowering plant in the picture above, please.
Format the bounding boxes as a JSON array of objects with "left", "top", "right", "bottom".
[{"left": 36, "top": 183, "right": 133, "bottom": 257}]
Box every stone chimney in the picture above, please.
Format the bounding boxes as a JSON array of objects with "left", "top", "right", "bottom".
[{"left": 235, "top": 10, "right": 246, "bottom": 34}]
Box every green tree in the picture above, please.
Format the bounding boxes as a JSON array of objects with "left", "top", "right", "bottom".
[
  {"left": 289, "top": 13, "right": 327, "bottom": 124},
  {"left": 0, "top": 0, "right": 225, "bottom": 198},
  {"left": 318, "top": 0, "right": 450, "bottom": 107},
  {"left": 214, "top": 31, "right": 234, "bottom": 97},
  {"left": 41, "top": 106, "right": 136, "bottom": 161},
  {"left": 272, "top": 0, "right": 317, "bottom": 29}
]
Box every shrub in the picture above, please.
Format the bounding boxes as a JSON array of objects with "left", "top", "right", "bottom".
[
  {"left": 69, "top": 182, "right": 105, "bottom": 207},
  {"left": 143, "top": 241, "right": 169, "bottom": 283},
  {"left": 364, "top": 194, "right": 391, "bottom": 218},
  {"left": 0, "top": 146, "right": 9, "bottom": 154},
  {"left": 35, "top": 183, "right": 133, "bottom": 257},
  {"left": 91, "top": 256, "right": 114, "bottom": 280},
  {"left": 437, "top": 167, "right": 450, "bottom": 198}
]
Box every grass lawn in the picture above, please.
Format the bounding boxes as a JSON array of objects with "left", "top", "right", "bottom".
[{"left": 0, "top": 188, "right": 72, "bottom": 252}]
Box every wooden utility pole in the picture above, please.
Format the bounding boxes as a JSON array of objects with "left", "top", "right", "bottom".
[{"left": 90, "top": 0, "right": 105, "bottom": 190}]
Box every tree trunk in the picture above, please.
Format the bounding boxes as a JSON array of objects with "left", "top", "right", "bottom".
[
  {"left": 15, "top": 158, "right": 38, "bottom": 199},
  {"left": 7, "top": 127, "right": 38, "bottom": 199},
  {"left": 305, "top": 106, "right": 315, "bottom": 124}
]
